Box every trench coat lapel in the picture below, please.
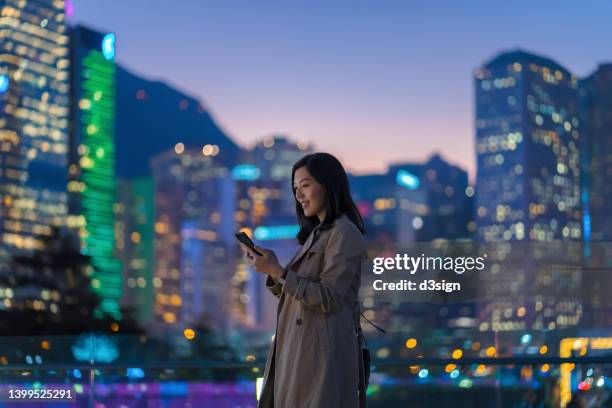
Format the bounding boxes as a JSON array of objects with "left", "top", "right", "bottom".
[
  {"left": 286, "top": 224, "right": 329, "bottom": 271},
  {"left": 286, "top": 231, "right": 315, "bottom": 271}
]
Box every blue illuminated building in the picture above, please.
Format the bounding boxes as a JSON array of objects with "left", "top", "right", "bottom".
[
  {"left": 151, "top": 149, "right": 235, "bottom": 331},
  {"left": 350, "top": 172, "right": 427, "bottom": 245},
  {"left": 350, "top": 155, "right": 475, "bottom": 332},
  {"left": 579, "top": 63, "right": 612, "bottom": 328},
  {"left": 580, "top": 64, "right": 612, "bottom": 243},
  {"left": 475, "top": 50, "right": 582, "bottom": 244},
  {"left": 474, "top": 50, "right": 583, "bottom": 332},
  {"left": 388, "top": 154, "right": 473, "bottom": 241},
  {"left": 350, "top": 154, "right": 472, "bottom": 245}
]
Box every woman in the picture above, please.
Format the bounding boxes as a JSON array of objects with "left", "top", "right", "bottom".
[{"left": 240, "top": 152, "right": 368, "bottom": 408}]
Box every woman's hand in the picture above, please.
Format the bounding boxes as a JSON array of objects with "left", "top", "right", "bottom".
[{"left": 240, "top": 243, "right": 284, "bottom": 279}]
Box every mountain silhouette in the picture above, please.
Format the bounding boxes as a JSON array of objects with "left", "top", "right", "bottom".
[{"left": 115, "top": 65, "right": 239, "bottom": 178}]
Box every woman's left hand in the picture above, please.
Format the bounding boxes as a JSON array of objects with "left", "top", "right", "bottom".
[{"left": 241, "top": 244, "right": 284, "bottom": 279}]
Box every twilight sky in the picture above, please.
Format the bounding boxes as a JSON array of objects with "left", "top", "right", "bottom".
[{"left": 73, "top": 0, "right": 612, "bottom": 178}]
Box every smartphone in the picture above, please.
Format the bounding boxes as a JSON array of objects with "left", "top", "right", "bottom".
[{"left": 235, "top": 232, "right": 263, "bottom": 256}]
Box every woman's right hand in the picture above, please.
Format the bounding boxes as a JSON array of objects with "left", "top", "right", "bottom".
[{"left": 241, "top": 243, "right": 283, "bottom": 278}]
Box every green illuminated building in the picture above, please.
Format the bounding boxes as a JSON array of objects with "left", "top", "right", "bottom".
[{"left": 69, "top": 25, "right": 121, "bottom": 319}]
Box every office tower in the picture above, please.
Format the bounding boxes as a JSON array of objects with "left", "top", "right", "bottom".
[
  {"left": 151, "top": 148, "right": 235, "bottom": 331},
  {"left": 579, "top": 63, "right": 612, "bottom": 327},
  {"left": 349, "top": 165, "right": 429, "bottom": 246},
  {"left": 350, "top": 156, "right": 475, "bottom": 333},
  {"left": 68, "top": 25, "right": 121, "bottom": 319},
  {"left": 232, "top": 136, "right": 311, "bottom": 331},
  {"left": 115, "top": 177, "right": 154, "bottom": 326},
  {"left": 0, "top": 0, "right": 70, "bottom": 255},
  {"left": 580, "top": 64, "right": 612, "bottom": 242},
  {"left": 475, "top": 50, "right": 582, "bottom": 331},
  {"left": 388, "top": 154, "right": 474, "bottom": 241},
  {"left": 112, "top": 64, "right": 240, "bottom": 329},
  {"left": 350, "top": 170, "right": 431, "bottom": 334},
  {"left": 475, "top": 50, "right": 581, "bottom": 243},
  {"left": 238, "top": 135, "right": 311, "bottom": 222}
]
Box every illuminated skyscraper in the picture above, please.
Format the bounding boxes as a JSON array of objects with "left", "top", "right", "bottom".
[
  {"left": 0, "top": 0, "right": 70, "bottom": 255},
  {"left": 475, "top": 50, "right": 581, "bottom": 243},
  {"left": 579, "top": 63, "right": 612, "bottom": 327},
  {"left": 151, "top": 147, "right": 235, "bottom": 330},
  {"left": 69, "top": 25, "right": 121, "bottom": 319},
  {"left": 349, "top": 171, "right": 427, "bottom": 246},
  {"left": 115, "top": 177, "right": 154, "bottom": 326},
  {"left": 237, "top": 135, "right": 311, "bottom": 223},
  {"left": 350, "top": 155, "right": 475, "bottom": 333},
  {"left": 580, "top": 64, "right": 612, "bottom": 243},
  {"left": 475, "top": 50, "right": 583, "bottom": 331},
  {"left": 231, "top": 136, "right": 311, "bottom": 331},
  {"left": 387, "top": 154, "right": 473, "bottom": 242}
]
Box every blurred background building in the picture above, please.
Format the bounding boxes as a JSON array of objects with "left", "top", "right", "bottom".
[
  {"left": 0, "top": 1, "right": 608, "bottom": 387},
  {"left": 0, "top": 0, "right": 72, "bottom": 319},
  {"left": 0, "top": 2, "right": 609, "bottom": 405},
  {"left": 475, "top": 50, "right": 583, "bottom": 332},
  {"left": 232, "top": 136, "right": 311, "bottom": 332},
  {"left": 69, "top": 24, "right": 121, "bottom": 319},
  {"left": 579, "top": 63, "right": 612, "bottom": 328},
  {"left": 151, "top": 148, "right": 235, "bottom": 332},
  {"left": 0, "top": 0, "right": 69, "bottom": 254},
  {"left": 115, "top": 177, "right": 154, "bottom": 325}
]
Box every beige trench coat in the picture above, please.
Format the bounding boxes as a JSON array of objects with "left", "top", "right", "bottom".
[{"left": 258, "top": 214, "right": 367, "bottom": 408}]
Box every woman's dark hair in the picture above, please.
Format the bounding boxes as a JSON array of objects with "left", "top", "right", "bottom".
[{"left": 292, "top": 152, "right": 365, "bottom": 244}]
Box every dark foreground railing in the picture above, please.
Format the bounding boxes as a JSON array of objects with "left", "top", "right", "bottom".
[{"left": 0, "top": 332, "right": 609, "bottom": 407}]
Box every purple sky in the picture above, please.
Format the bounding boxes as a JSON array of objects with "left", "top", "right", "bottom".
[{"left": 73, "top": 0, "right": 612, "bottom": 178}]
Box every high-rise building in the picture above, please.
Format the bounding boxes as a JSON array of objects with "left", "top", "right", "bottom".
[
  {"left": 350, "top": 155, "right": 475, "bottom": 333},
  {"left": 0, "top": 0, "right": 70, "bottom": 255},
  {"left": 579, "top": 63, "right": 612, "bottom": 327},
  {"left": 68, "top": 25, "right": 121, "bottom": 319},
  {"left": 115, "top": 177, "right": 155, "bottom": 326},
  {"left": 387, "top": 154, "right": 474, "bottom": 242},
  {"left": 111, "top": 63, "right": 239, "bottom": 328},
  {"left": 474, "top": 50, "right": 583, "bottom": 331},
  {"left": 151, "top": 147, "right": 235, "bottom": 331},
  {"left": 475, "top": 50, "right": 581, "bottom": 243},
  {"left": 350, "top": 171, "right": 427, "bottom": 246},
  {"left": 232, "top": 135, "right": 311, "bottom": 331},
  {"left": 580, "top": 64, "right": 612, "bottom": 243}
]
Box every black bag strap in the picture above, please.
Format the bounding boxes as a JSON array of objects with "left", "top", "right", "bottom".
[{"left": 360, "top": 311, "right": 387, "bottom": 334}]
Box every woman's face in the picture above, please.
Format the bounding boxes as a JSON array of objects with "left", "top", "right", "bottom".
[{"left": 293, "top": 166, "right": 327, "bottom": 222}]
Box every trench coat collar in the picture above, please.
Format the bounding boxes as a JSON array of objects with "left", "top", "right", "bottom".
[{"left": 287, "top": 216, "right": 342, "bottom": 270}]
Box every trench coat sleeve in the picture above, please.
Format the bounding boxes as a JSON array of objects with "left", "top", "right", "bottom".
[
  {"left": 265, "top": 275, "right": 283, "bottom": 298},
  {"left": 281, "top": 225, "right": 363, "bottom": 313}
]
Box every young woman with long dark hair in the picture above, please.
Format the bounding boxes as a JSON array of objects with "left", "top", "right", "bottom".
[{"left": 240, "top": 152, "right": 368, "bottom": 408}]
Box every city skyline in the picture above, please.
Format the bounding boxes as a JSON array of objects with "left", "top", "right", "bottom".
[
  {"left": 72, "top": 0, "right": 612, "bottom": 178},
  {"left": 0, "top": 3, "right": 610, "bottom": 405}
]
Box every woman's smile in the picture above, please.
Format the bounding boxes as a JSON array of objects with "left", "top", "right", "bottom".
[{"left": 294, "top": 166, "right": 326, "bottom": 221}]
